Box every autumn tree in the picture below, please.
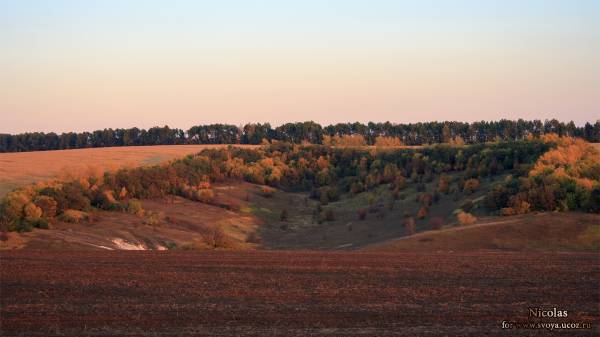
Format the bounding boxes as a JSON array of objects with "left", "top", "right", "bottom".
[
  {"left": 457, "top": 211, "right": 477, "bottom": 225},
  {"left": 417, "top": 206, "right": 428, "bottom": 219},
  {"left": 463, "top": 178, "right": 480, "bottom": 194}
]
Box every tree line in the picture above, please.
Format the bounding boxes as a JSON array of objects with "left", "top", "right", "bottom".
[{"left": 1, "top": 119, "right": 599, "bottom": 152}]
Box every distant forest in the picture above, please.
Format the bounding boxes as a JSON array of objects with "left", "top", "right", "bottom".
[{"left": 1, "top": 119, "right": 599, "bottom": 152}]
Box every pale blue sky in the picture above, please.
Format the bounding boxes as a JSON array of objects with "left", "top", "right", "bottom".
[{"left": 1, "top": 0, "right": 598, "bottom": 133}]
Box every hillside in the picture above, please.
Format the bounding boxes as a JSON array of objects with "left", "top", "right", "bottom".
[
  {"left": 1, "top": 138, "right": 599, "bottom": 251},
  {"left": 0, "top": 144, "right": 258, "bottom": 197},
  {"left": 3, "top": 182, "right": 599, "bottom": 252},
  {"left": 367, "top": 212, "right": 600, "bottom": 252}
]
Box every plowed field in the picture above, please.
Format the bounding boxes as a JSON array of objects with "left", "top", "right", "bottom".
[{"left": 1, "top": 250, "right": 598, "bottom": 336}]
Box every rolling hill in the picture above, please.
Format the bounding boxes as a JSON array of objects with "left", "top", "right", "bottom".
[{"left": 0, "top": 144, "right": 258, "bottom": 197}]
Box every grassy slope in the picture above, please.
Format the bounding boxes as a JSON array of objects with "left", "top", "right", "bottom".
[
  {"left": 254, "top": 173, "right": 497, "bottom": 250},
  {"left": 367, "top": 212, "right": 600, "bottom": 252},
  {"left": 5, "top": 177, "right": 598, "bottom": 252},
  {"left": 0, "top": 179, "right": 477, "bottom": 250},
  {"left": 0, "top": 185, "right": 261, "bottom": 251}
]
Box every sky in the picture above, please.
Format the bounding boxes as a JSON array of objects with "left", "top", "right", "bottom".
[{"left": 0, "top": 0, "right": 599, "bottom": 133}]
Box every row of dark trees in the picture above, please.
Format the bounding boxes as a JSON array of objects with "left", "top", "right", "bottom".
[{"left": 1, "top": 119, "right": 599, "bottom": 152}]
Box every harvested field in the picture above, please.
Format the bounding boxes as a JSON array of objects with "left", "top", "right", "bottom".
[
  {"left": 0, "top": 144, "right": 258, "bottom": 197},
  {"left": 1, "top": 250, "right": 598, "bottom": 336}
]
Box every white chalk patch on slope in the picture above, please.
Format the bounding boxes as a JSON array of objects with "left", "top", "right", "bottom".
[{"left": 112, "top": 238, "right": 146, "bottom": 250}]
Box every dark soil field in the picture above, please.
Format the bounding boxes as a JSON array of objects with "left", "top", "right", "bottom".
[{"left": 1, "top": 250, "right": 598, "bottom": 336}]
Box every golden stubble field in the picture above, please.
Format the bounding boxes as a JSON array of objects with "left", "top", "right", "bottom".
[{"left": 0, "top": 145, "right": 258, "bottom": 197}]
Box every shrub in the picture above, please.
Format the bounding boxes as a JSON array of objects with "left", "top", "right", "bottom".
[
  {"left": 23, "top": 202, "right": 43, "bottom": 221},
  {"left": 509, "top": 197, "right": 531, "bottom": 214},
  {"left": 118, "top": 187, "right": 128, "bottom": 199},
  {"left": 196, "top": 189, "right": 215, "bottom": 204},
  {"left": 59, "top": 209, "right": 89, "bottom": 223},
  {"left": 457, "top": 211, "right": 477, "bottom": 225},
  {"left": 350, "top": 182, "right": 365, "bottom": 194},
  {"left": 92, "top": 190, "right": 120, "bottom": 210},
  {"left": 586, "top": 187, "right": 600, "bottom": 213},
  {"left": 417, "top": 206, "right": 428, "bottom": 219},
  {"left": 62, "top": 181, "right": 92, "bottom": 210},
  {"left": 438, "top": 175, "right": 450, "bottom": 193},
  {"left": 144, "top": 212, "right": 162, "bottom": 226},
  {"left": 15, "top": 222, "right": 33, "bottom": 233},
  {"left": 27, "top": 217, "right": 49, "bottom": 229},
  {"left": 197, "top": 180, "right": 211, "bottom": 190},
  {"left": 357, "top": 208, "right": 367, "bottom": 220},
  {"left": 127, "top": 199, "right": 144, "bottom": 216},
  {"left": 103, "top": 190, "right": 118, "bottom": 204},
  {"left": 33, "top": 196, "right": 58, "bottom": 218},
  {"left": 2, "top": 191, "right": 30, "bottom": 224},
  {"left": 382, "top": 164, "right": 398, "bottom": 183},
  {"left": 200, "top": 225, "right": 229, "bottom": 249},
  {"left": 162, "top": 241, "right": 177, "bottom": 250},
  {"left": 0, "top": 208, "right": 16, "bottom": 232},
  {"left": 325, "top": 187, "right": 340, "bottom": 202},
  {"left": 501, "top": 207, "right": 516, "bottom": 216},
  {"left": 260, "top": 186, "right": 275, "bottom": 198},
  {"left": 419, "top": 193, "right": 433, "bottom": 206},
  {"left": 463, "top": 178, "right": 480, "bottom": 194},
  {"left": 392, "top": 175, "right": 406, "bottom": 191}
]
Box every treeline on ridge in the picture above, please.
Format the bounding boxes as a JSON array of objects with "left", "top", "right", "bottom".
[
  {"left": 1, "top": 119, "right": 599, "bottom": 152},
  {"left": 2, "top": 136, "right": 599, "bottom": 232}
]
